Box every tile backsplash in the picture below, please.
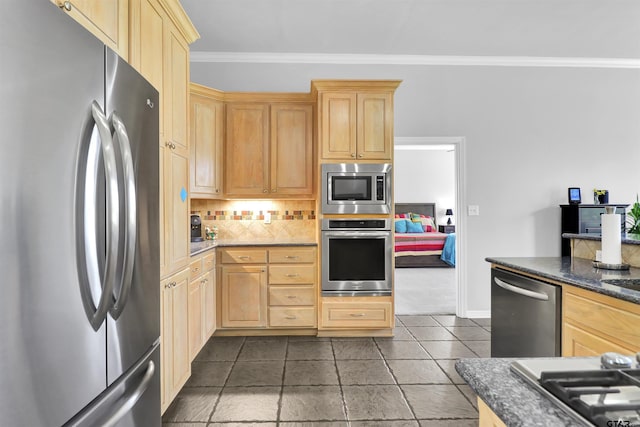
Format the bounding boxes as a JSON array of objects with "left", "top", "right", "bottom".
[{"left": 191, "top": 199, "right": 316, "bottom": 241}]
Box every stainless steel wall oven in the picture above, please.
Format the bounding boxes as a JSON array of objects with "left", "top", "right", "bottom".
[{"left": 321, "top": 219, "right": 392, "bottom": 296}]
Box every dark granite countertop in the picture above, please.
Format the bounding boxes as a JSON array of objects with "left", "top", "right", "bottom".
[
  {"left": 190, "top": 238, "right": 317, "bottom": 256},
  {"left": 455, "top": 358, "right": 578, "bottom": 426},
  {"left": 562, "top": 232, "right": 640, "bottom": 245},
  {"left": 486, "top": 256, "right": 640, "bottom": 304}
]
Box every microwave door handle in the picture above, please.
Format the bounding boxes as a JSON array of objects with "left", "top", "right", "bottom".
[
  {"left": 109, "top": 112, "right": 136, "bottom": 320},
  {"left": 494, "top": 277, "right": 549, "bottom": 301}
]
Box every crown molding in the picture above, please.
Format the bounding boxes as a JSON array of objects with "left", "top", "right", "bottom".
[{"left": 190, "top": 51, "right": 640, "bottom": 69}]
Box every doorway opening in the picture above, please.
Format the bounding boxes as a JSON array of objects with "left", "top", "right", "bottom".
[{"left": 393, "top": 137, "right": 467, "bottom": 316}]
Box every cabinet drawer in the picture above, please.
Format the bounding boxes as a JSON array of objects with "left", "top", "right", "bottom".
[
  {"left": 269, "top": 247, "right": 316, "bottom": 263},
  {"left": 220, "top": 249, "right": 268, "bottom": 264},
  {"left": 189, "top": 258, "right": 203, "bottom": 276},
  {"left": 269, "top": 265, "right": 315, "bottom": 284},
  {"left": 321, "top": 302, "right": 392, "bottom": 329},
  {"left": 269, "top": 307, "right": 315, "bottom": 327},
  {"left": 564, "top": 289, "right": 640, "bottom": 350},
  {"left": 203, "top": 252, "right": 216, "bottom": 271},
  {"left": 269, "top": 286, "right": 315, "bottom": 306}
]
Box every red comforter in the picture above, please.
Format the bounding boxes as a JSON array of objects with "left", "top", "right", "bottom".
[{"left": 394, "top": 232, "right": 448, "bottom": 256}]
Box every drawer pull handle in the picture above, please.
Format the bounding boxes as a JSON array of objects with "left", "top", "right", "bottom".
[
  {"left": 285, "top": 315, "right": 297, "bottom": 320},
  {"left": 350, "top": 313, "right": 366, "bottom": 317},
  {"left": 286, "top": 274, "right": 299, "bottom": 278},
  {"left": 193, "top": 267, "right": 199, "bottom": 272},
  {"left": 238, "top": 256, "right": 251, "bottom": 259},
  {"left": 285, "top": 255, "right": 299, "bottom": 259},
  {"left": 287, "top": 295, "right": 297, "bottom": 299}
]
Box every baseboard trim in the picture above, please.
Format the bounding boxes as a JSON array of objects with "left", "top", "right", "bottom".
[{"left": 464, "top": 310, "right": 491, "bottom": 319}]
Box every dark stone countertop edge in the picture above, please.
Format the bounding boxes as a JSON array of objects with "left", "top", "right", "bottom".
[
  {"left": 562, "top": 232, "right": 640, "bottom": 245},
  {"left": 486, "top": 257, "right": 640, "bottom": 304},
  {"left": 190, "top": 240, "right": 318, "bottom": 256},
  {"left": 455, "top": 358, "right": 579, "bottom": 427}
]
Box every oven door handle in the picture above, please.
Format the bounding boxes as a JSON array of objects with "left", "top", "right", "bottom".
[{"left": 324, "top": 231, "right": 391, "bottom": 238}]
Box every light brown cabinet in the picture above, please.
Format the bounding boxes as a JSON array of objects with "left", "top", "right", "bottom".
[
  {"left": 478, "top": 398, "right": 508, "bottom": 427},
  {"left": 188, "top": 252, "right": 216, "bottom": 360},
  {"left": 160, "top": 267, "right": 190, "bottom": 413},
  {"left": 218, "top": 247, "right": 317, "bottom": 331},
  {"left": 225, "top": 102, "right": 313, "bottom": 198},
  {"left": 562, "top": 285, "right": 640, "bottom": 356},
  {"left": 129, "top": 0, "right": 198, "bottom": 278},
  {"left": 51, "top": 0, "right": 129, "bottom": 59},
  {"left": 313, "top": 80, "right": 400, "bottom": 162},
  {"left": 189, "top": 84, "right": 224, "bottom": 198},
  {"left": 320, "top": 300, "right": 393, "bottom": 330}
]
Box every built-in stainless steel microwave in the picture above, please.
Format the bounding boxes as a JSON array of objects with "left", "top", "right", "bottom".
[{"left": 321, "top": 163, "right": 392, "bottom": 214}]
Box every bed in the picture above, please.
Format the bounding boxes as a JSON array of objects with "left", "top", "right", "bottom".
[{"left": 394, "top": 203, "right": 455, "bottom": 268}]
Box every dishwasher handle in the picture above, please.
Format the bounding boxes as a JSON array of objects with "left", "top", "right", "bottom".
[{"left": 494, "top": 277, "right": 549, "bottom": 301}]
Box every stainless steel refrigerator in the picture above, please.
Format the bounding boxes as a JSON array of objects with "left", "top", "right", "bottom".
[{"left": 1, "top": 2, "right": 160, "bottom": 426}]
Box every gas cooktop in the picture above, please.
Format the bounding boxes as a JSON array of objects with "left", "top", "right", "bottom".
[{"left": 511, "top": 355, "right": 640, "bottom": 427}]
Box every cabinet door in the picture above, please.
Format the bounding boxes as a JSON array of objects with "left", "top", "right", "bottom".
[
  {"left": 163, "top": 147, "right": 190, "bottom": 275},
  {"left": 221, "top": 265, "right": 267, "bottom": 328},
  {"left": 160, "top": 267, "right": 190, "bottom": 413},
  {"left": 53, "top": 0, "right": 128, "bottom": 59},
  {"left": 188, "top": 277, "right": 203, "bottom": 361},
  {"left": 225, "top": 103, "right": 270, "bottom": 196},
  {"left": 164, "top": 20, "right": 189, "bottom": 152},
  {"left": 563, "top": 323, "right": 635, "bottom": 357},
  {"left": 357, "top": 92, "right": 393, "bottom": 160},
  {"left": 320, "top": 92, "right": 357, "bottom": 160},
  {"left": 190, "top": 94, "right": 224, "bottom": 197},
  {"left": 203, "top": 270, "right": 216, "bottom": 339},
  {"left": 270, "top": 104, "right": 313, "bottom": 196}
]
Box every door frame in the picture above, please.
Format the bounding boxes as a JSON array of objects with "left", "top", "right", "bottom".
[{"left": 394, "top": 136, "right": 468, "bottom": 317}]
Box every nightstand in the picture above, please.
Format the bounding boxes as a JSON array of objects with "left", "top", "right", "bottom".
[{"left": 439, "top": 225, "right": 455, "bottom": 233}]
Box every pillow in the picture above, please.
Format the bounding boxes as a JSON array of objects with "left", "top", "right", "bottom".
[
  {"left": 395, "top": 212, "right": 409, "bottom": 219},
  {"left": 406, "top": 220, "right": 424, "bottom": 233},
  {"left": 410, "top": 213, "right": 437, "bottom": 232},
  {"left": 394, "top": 218, "right": 408, "bottom": 233}
]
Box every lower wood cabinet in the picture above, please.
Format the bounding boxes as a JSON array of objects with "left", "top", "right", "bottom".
[
  {"left": 320, "top": 299, "right": 393, "bottom": 329},
  {"left": 478, "top": 398, "right": 507, "bottom": 427},
  {"left": 562, "top": 285, "right": 640, "bottom": 356},
  {"left": 188, "top": 251, "right": 216, "bottom": 360},
  {"left": 160, "top": 267, "right": 190, "bottom": 413},
  {"left": 218, "top": 246, "right": 317, "bottom": 331}
]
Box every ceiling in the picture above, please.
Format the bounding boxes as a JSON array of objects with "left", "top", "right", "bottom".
[{"left": 181, "top": 0, "right": 640, "bottom": 59}]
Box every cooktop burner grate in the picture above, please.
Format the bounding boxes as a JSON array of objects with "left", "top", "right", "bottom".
[{"left": 539, "top": 369, "right": 640, "bottom": 427}]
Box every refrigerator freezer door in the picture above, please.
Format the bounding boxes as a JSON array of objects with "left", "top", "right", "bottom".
[
  {"left": 105, "top": 49, "right": 160, "bottom": 385},
  {"left": 0, "top": 2, "right": 108, "bottom": 426}
]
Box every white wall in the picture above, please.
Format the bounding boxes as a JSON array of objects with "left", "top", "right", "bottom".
[{"left": 394, "top": 149, "right": 455, "bottom": 226}]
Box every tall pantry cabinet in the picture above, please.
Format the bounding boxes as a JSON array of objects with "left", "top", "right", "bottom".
[{"left": 129, "top": 0, "right": 199, "bottom": 412}]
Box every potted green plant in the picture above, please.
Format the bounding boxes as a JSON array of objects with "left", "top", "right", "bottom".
[{"left": 627, "top": 195, "right": 640, "bottom": 235}]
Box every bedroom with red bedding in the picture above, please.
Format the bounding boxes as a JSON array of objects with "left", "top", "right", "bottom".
[{"left": 394, "top": 203, "right": 455, "bottom": 268}]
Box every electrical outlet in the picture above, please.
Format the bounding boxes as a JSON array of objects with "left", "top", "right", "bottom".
[
  {"left": 468, "top": 205, "right": 480, "bottom": 216},
  {"left": 264, "top": 212, "right": 271, "bottom": 224}
]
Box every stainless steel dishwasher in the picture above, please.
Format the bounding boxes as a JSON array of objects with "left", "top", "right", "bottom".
[{"left": 491, "top": 268, "right": 561, "bottom": 357}]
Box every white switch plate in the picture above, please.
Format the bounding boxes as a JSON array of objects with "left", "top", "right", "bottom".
[
  {"left": 468, "top": 205, "right": 480, "bottom": 216},
  {"left": 264, "top": 212, "right": 271, "bottom": 224}
]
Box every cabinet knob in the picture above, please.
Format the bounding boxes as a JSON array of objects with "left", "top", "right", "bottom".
[
  {"left": 215, "top": 189, "right": 219, "bottom": 193},
  {"left": 351, "top": 153, "right": 356, "bottom": 158},
  {"left": 272, "top": 189, "right": 277, "bottom": 192},
  {"left": 263, "top": 189, "right": 268, "bottom": 193},
  {"left": 58, "top": 1, "right": 72, "bottom": 11},
  {"left": 358, "top": 154, "right": 363, "bottom": 158}
]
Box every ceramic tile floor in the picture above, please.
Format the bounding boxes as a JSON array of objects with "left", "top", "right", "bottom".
[{"left": 162, "top": 315, "right": 491, "bottom": 426}]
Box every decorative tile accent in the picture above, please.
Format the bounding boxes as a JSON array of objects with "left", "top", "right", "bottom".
[
  {"left": 571, "top": 238, "right": 640, "bottom": 267},
  {"left": 190, "top": 199, "right": 316, "bottom": 240}
]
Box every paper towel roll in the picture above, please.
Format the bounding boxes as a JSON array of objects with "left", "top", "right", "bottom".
[{"left": 601, "top": 213, "right": 622, "bottom": 265}]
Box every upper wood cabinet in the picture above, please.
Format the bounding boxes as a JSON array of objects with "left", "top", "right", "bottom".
[
  {"left": 225, "top": 100, "right": 314, "bottom": 198},
  {"left": 190, "top": 84, "right": 224, "bottom": 198},
  {"left": 270, "top": 104, "right": 314, "bottom": 196},
  {"left": 129, "top": 0, "right": 199, "bottom": 278},
  {"left": 313, "top": 80, "right": 401, "bottom": 162},
  {"left": 52, "top": 0, "right": 129, "bottom": 59}
]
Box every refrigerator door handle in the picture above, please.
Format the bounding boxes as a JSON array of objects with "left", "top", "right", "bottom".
[
  {"left": 109, "top": 112, "right": 136, "bottom": 320},
  {"left": 76, "top": 101, "right": 120, "bottom": 331},
  {"left": 101, "top": 360, "right": 155, "bottom": 427}
]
